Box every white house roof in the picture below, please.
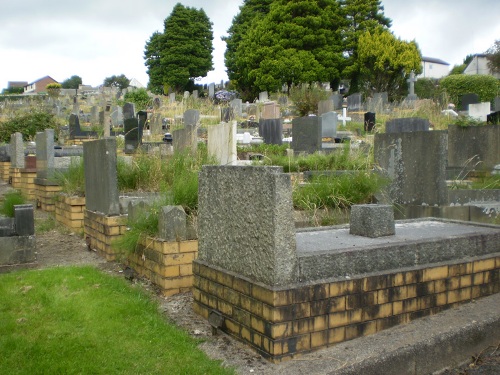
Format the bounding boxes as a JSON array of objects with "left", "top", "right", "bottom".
[
  {"left": 422, "top": 57, "right": 450, "bottom": 65},
  {"left": 129, "top": 78, "right": 145, "bottom": 88}
]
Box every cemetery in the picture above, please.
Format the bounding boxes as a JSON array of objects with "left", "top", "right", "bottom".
[{"left": 0, "top": 82, "right": 499, "bottom": 368}]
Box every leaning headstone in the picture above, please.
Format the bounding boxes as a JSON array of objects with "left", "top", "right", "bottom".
[
  {"left": 364, "top": 112, "right": 376, "bottom": 132},
  {"left": 350, "top": 204, "right": 395, "bottom": 238},
  {"left": 198, "top": 165, "right": 298, "bottom": 286},
  {"left": 468, "top": 102, "right": 491, "bottom": 122},
  {"left": 158, "top": 206, "right": 187, "bottom": 241},
  {"left": 83, "top": 138, "right": 119, "bottom": 215},
  {"left": 385, "top": 117, "right": 430, "bottom": 133},
  {"left": 259, "top": 91, "right": 269, "bottom": 102},
  {"left": 330, "top": 94, "right": 343, "bottom": 110},
  {"left": 10, "top": 132, "right": 24, "bottom": 169},
  {"left": 374, "top": 131, "right": 448, "bottom": 205},
  {"left": 291, "top": 116, "right": 322, "bottom": 153},
  {"left": 318, "top": 99, "right": 334, "bottom": 116},
  {"left": 321, "top": 111, "right": 338, "bottom": 139},
  {"left": 460, "top": 93, "right": 479, "bottom": 111},
  {"left": 259, "top": 119, "right": 283, "bottom": 145},
  {"left": 35, "top": 129, "right": 55, "bottom": 180},
  {"left": 207, "top": 121, "right": 237, "bottom": 166},
  {"left": 347, "top": 93, "right": 362, "bottom": 111}
]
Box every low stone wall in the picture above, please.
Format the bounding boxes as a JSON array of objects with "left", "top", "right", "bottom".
[
  {"left": 193, "top": 254, "right": 500, "bottom": 362},
  {"left": 0, "top": 161, "right": 10, "bottom": 181},
  {"left": 19, "top": 169, "right": 37, "bottom": 200},
  {"left": 127, "top": 236, "right": 197, "bottom": 296},
  {"left": 34, "top": 181, "right": 62, "bottom": 212},
  {"left": 10, "top": 168, "right": 22, "bottom": 189},
  {"left": 84, "top": 209, "right": 127, "bottom": 261},
  {"left": 56, "top": 195, "right": 86, "bottom": 230}
]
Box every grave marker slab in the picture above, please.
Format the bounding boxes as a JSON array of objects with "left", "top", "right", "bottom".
[
  {"left": 347, "top": 93, "right": 362, "bottom": 111},
  {"left": 35, "top": 129, "right": 55, "bottom": 180},
  {"left": 259, "top": 119, "right": 283, "bottom": 145},
  {"left": 460, "top": 93, "right": 479, "bottom": 111},
  {"left": 321, "top": 111, "right": 337, "bottom": 139},
  {"left": 291, "top": 116, "right": 322, "bottom": 153},
  {"left": 468, "top": 102, "right": 491, "bottom": 122},
  {"left": 386, "top": 117, "right": 430, "bottom": 133},
  {"left": 10, "top": 133, "right": 24, "bottom": 169},
  {"left": 318, "top": 99, "right": 334, "bottom": 116}
]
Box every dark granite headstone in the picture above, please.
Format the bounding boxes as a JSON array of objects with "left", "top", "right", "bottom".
[
  {"left": 487, "top": 111, "right": 500, "bottom": 125},
  {"left": 364, "top": 112, "right": 376, "bottom": 132},
  {"left": 259, "top": 119, "right": 283, "bottom": 145},
  {"left": 385, "top": 117, "right": 430, "bottom": 133},
  {"left": 460, "top": 93, "right": 479, "bottom": 111},
  {"left": 14, "top": 204, "right": 34, "bottom": 236},
  {"left": 0, "top": 145, "right": 10, "bottom": 162},
  {"left": 494, "top": 97, "right": 500, "bottom": 112},
  {"left": 330, "top": 94, "right": 343, "bottom": 110},
  {"left": 124, "top": 118, "right": 140, "bottom": 154},
  {"left": 137, "top": 111, "right": 146, "bottom": 138},
  {"left": 291, "top": 116, "right": 321, "bottom": 153},
  {"left": 69, "top": 114, "right": 97, "bottom": 139}
]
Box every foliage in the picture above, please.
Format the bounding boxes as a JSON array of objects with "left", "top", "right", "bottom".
[
  {"left": 61, "top": 75, "right": 82, "bottom": 89},
  {"left": 227, "top": 0, "right": 345, "bottom": 97},
  {"left": 414, "top": 78, "right": 439, "bottom": 99},
  {"left": 357, "top": 28, "right": 422, "bottom": 99},
  {"left": 53, "top": 158, "right": 85, "bottom": 196},
  {"left": 46, "top": 83, "right": 62, "bottom": 98},
  {"left": 448, "top": 54, "right": 474, "bottom": 76},
  {"left": 103, "top": 74, "right": 130, "bottom": 90},
  {"left": 0, "top": 109, "right": 59, "bottom": 142},
  {"left": 293, "top": 172, "right": 386, "bottom": 210},
  {"left": 440, "top": 74, "right": 499, "bottom": 107},
  {"left": 1, "top": 86, "right": 24, "bottom": 94},
  {"left": 288, "top": 84, "right": 330, "bottom": 116},
  {"left": 123, "top": 88, "right": 151, "bottom": 111},
  {"left": 0, "top": 190, "right": 25, "bottom": 217},
  {"left": 486, "top": 39, "right": 500, "bottom": 74},
  {"left": 340, "top": 0, "right": 392, "bottom": 94},
  {"left": 0, "top": 266, "right": 234, "bottom": 374},
  {"left": 144, "top": 3, "right": 213, "bottom": 93},
  {"left": 471, "top": 175, "right": 500, "bottom": 190}
]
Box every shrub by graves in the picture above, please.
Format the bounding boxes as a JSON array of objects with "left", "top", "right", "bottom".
[{"left": 440, "top": 74, "right": 499, "bottom": 107}]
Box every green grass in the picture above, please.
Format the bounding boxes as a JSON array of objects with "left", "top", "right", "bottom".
[
  {"left": 52, "top": 158, "right": 85, "bottom": 196},
  {"left": 471, "top": 175, "right": 500, "bottom": 190},
  {"left": 0, "top": 266, "right": 234, "bottom": 375},
  {"left": 0, "top": 190, "right": 26, "bottom": 217}
]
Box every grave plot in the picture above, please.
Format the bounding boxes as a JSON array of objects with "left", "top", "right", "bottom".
[{"left": 193, "top": 165, "right": 500, "bottom": 362}]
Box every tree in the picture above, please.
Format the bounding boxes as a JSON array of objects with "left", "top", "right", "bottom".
[
  {"left": 103, "top": 74, "right": 130, "bottom": 90},
  {"left": 223, "top": 0, "right": 274, "bottom": 98},
  {"left": 357, "top": 28, "right": 421, "bottom": 99},
  {"left": 144, "top": 3, "right": 213, "bottom": 93},
  {"left": 229, "top": 0, "right": 346, "bottom": 97},
  {"left": 124, "top": 88, "right": 151, "bottom": 111},
  {"left": 340, "top": 0, "right": 392, "bottom": 93},
  {"left": 61, "top": 75, "right": 82, "bottom": 89},
  {"left": 46, "top": 83, "right": 62, "bottom": 99},
  {"left": 486, "top": 39, "right": 500, "bottom": 74},
  {"left": 449, "top": 54, "right": 474, "bottom": 75}
]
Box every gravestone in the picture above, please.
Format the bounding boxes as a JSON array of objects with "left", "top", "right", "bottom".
[
  {"left": 350, "top": 204, "right": 395, "bottom": 238},
  {"left": 10, "top": 132, "right": 24, "bottom": 169},
  {"left": 83, "top": 138, "right": 119, "bottom": 215},
  {"left": 230, "top": 98, "right": 242, "bottom": 117},
  {"left": 0, "top": 145, "right": 10, "bottom": 162},
  {"left": 123, "top": 115, "right": 140, "bottom": 154},
  {"left": 207, "top": 121, "right": 237, "bottom": 165},
  {"left": 173, "top": 124, "right": 197, "bottom": 154},
  {"left": 460, "top": 93, "right": 479, "bottom": 111},
  {"left": 330, "top": 94, "right": 343, "bottom": 110},
  {"left": 385, "top": 117, "right": 430, "bottom": 133},
  {"left": 370, "top": 92, "right": 388, "bottom": 112},
  {"left": 137, "top": 111, "right": 147, "bottom": 137},
  {"left": 247, "top": 104, "right": 257, "bottom": 118},
  {"left": 153, "top": 97, "right": 161, "bottom": 109},
  {"left": 364, "top": 112, "right": 376, "bottom": 132},
  {"left": 374, "top": 131, "right": 448, "bottom": 205},
  {"left": 347, "top": 93, "right": 362, "bottom": 111},
  {"left": 183, "top": 109, "right": 199, "bottom": 127},
  {"left": 494, "top": 97, "right": 500, "bottom": 112},
  {"left": 169, "top": 93, "right": 176, "bottom": 104},
  {"left": 406, "top": 71, "right": 418, "bottom": 101},
  {"left": 318, "top": 99, "right": 334, "bottom": 116},
  {"left": 259, "top": 91, "right": 268, "bottom": 102},
  {"left": 68, "top": 114, "right": 98, "bottom": 139},
  {"left": 259, "top": 119, "right": 283, "bottom": 145},
  {"left": 321, "top": 111, "right": 337, "bottom": 139},
  {"left": 487, "top": 111, "right": 500, "bottom": 125},
  {"left": 158, "top": 206, "right": 186, "bottom": 242},
  {"left": 291, "top": 116, "right": 322, "bottom": 153},
  {"left": 35, "top": 129, "right": 55, "bottom": 180},
  {"left": 90, "top": 106, "right": 99, "bottom": 124},
  {"left": 192, "top": 90, "right": 198, "bottom": 99},
  {"left": 14, "top": 204, "right": 35, "bottom": 236},
  {"left": 110, "top": 105, "right": 123, "bottom": 127},
  {"left": 183, "top": 91, "right": 190, "bottom": 99},
  {"left": 208, "top": 83, "right": 215, "bottom": 98},
  {"left": 123, "top": 102, "right": 135, "bottom": 120},
  {"left": 198, "top": 165, "right": 298, "bottom": 286},
  {"left": 261, "top": 101, "right": 280, "bottom": 119},
  {"left": 468, "top": 102, "right": 491, "bottom": 122},
  {"left": 221, "top": 107, "right": 234, "bottom": 122}
]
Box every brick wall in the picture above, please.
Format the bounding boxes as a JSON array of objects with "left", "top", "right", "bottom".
[
  {"left": 35, "top": 183, "right": 62, "bottom": 212},
  {"left": 84, "top": 209, "right": 127, "bottom": 261},
  {"left": 55, "top": 196, "right": 85, "bottom": 230},
  {"left": 193, "top": 255, "right": 500, "bottom": 362}
]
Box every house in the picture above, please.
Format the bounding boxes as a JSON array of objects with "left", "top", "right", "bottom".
[
  {"left": 128, "top": 78, "right": 145, "bottom": 89},
  {"left": 24, "top": 76, "right": 58, "bottom": 94},
  {"left": 418, "top": 57, "right": 450, "bottom": 79},
  {"left": 464, "top": 54, "right": 500, "bottom": 78},
  {"left": 7, "top": 81, "right": 28, "bottom": 89}
]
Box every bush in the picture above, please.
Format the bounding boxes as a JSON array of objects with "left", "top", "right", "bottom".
[
  {"left": 288, "top": 84, "right": 330, "bottom": 116},
  {"left": 414, "top": 78, "right": 439, "bottom": 99},
  {"left": 439, "top": 75, "right": 499, "bottom": 107},
  {"left": 0, "top": 109, "right": 59, "bottom": 142},
  {"left": 123, "top": 88, "right": 152, "bottom": 111},
  {"left": 0, "top": 191, "right": 25, "bottom": 217}
]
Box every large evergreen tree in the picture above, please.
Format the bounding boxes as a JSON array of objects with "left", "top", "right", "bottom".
[
  {"left": 340, "top": 0, "right": 392, "bottom": 93},
  {"left": 144, "top": 3, "right": 214, "bottom": 93}
]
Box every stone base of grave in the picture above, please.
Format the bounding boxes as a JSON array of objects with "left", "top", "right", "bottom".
[
  {"left": 0, "top": 161, "right": 10, "bottom": 182},
  {"left": 56, "top": 195, "right": 86, "bottom": 230},
  {"left": 84, "top": 209, "right": 127, "bottom": 261},
  {"left": 18, "top": 169, "right": 37, "bottom": 200},
  {"left": 34, "top": 179, "right": 62, "bottom": 212},
  {"left": 193, "top": 255, "right": 500, "bottom": 363},
  {"left": 10, "top": 168, "right": 22, "bottom": 189},
  {"left": 127, "top": 236, "right": 197, "bottom": 296},
  {"left": 65, "top": 138, "right": 96, "bottom": 146}
]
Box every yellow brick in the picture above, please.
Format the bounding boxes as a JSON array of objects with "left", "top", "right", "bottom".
[
  {"left": 329, "top": 309, "right": 362, "bottom": 328},
  {"left": 448, "top": 277, "right": 460, "bottom": 290},
  {"left": 161, "top": 241, "right": 180, "bottom": 254},
  {"left": 460, "top": 275, "right": 472, "bottom": 288},
  {"left": 436, "top": 292, "right": 447, "bottom": 306},
  {"left": 328, "top": 327, "right": 345, "bottom": 344},
  {"left": 241, "top": 327, "right": 251, "bottom": 343},
  {"left": 179, "top": 240, "right": 198, "bottom": 253},
  {"left": 313, "top": 315, "right": 328, "bottom": 331},
  {"left": 250, "top": 316, "right": 265, "bottom": 334},
  {"left": 422, "top": 266, "right": 448, "bottom": 282},
  {"left": 161, "top": 265, "right": 180, "bottom": 278},
  {"left": 270, "top": 323, "right": 289, "bottom": 339},
  {"left": 164, "top": 276, "right": 193, "bottom": 289},
  {"left": 164, "top": 252, "right": 196, "bottom": 266},
  {"left": 311, "top": 331, "right": 328, "bottom": 349},
  {"left": 179, "top": 263, "right": 192, "bottom": 276},
  {"left": 473, "top": 259, "right": 495, "bottom": 273}
]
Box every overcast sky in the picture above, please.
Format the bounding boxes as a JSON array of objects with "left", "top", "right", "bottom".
[{"left": 1, "top": 0, "right": 499, "bottom": 89}]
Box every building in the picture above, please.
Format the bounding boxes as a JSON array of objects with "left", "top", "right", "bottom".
[
  {"left": 23, "top": 76, "right": 58, "bottom": 94},
  {"left": 7, "top": 81, "right": 28, "bottom": 89},
  {"left": 418, "top": 57, "right": 450, "bottom": 79},
  {"left": 464, "top": 54, "right": 500, "bottom": 78}
]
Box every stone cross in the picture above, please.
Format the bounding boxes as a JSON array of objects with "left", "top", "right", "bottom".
[
  {"left": 407, "top": 71, "right": 417, "bottom": 96},
  {"left": 338, "top": 99, "right": 351, "bottom": 126}
]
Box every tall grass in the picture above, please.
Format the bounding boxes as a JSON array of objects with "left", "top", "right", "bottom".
[
  {"left": 0, "top": 190, "right": 25, "bottom": 217},
  {"left": 53, "top": 158, "right": 85, "bottom": 196}
]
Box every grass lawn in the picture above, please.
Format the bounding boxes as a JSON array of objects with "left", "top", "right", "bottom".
[{"left": 0, "top": 266, "right": 234, "bottom": 375}]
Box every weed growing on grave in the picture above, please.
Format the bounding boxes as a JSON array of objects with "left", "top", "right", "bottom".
[
  {"left": 35, "top": 214, "right": 57, "bottom": 233},
  {"left": 471, "top": 175, "right": 500, "bottom": 190},
  {"left": 0, "top": 266, "right": 234, "bottom": 374},
  {"left": 0, "top": 190, "right": 25, "bottom": 217},
  {"left": 53, "top": 158, "right": 85, "bottom": 196}
]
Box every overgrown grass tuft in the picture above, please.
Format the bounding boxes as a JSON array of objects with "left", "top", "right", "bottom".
[
  {"left": 0, "top": 266, "right": 234, "bottom": 374},
  {"left": 0, "top": 190, "right": 25, "bottom": 217},
  {"left": 53, "top": 158, "right": 85, "bottom": 196}
]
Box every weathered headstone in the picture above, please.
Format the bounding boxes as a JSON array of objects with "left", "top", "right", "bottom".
[
  {"left": 137, "top": 111, "right": 147, "bottom": 138},
  {"left": 221, "top": 107, "right": 234, "bottom": 122},
  {"left": 321, "top": 111, "right": 338, "bottom": 139},
  {"left": 259, "top": 119, "right": 283, "bottom": 145},
  {"left": 406, "top": 71, "right": 418, "bottom": 101},
  {"left": 183, "top": 91, "right": 190, "bottom": 99},
  {"left": 330, "top": 94, "right": 343, "bottom": 110},
  {"left": 261, "top": 101, "right": 280, "bottom": 119},
  {"left": 169, "top": 93, "right": 176, "bottom": 104},
  {"left": 318, "top": 99, "right": 334, "bottom": 116},
  {"left": 173, "top": 124, "right": 197, "bottom": 154},
  {"left": 347, "top": 93, "right": 362, "bottom": 111},
  {"left": 183, "top": 109, "right": 199, "bottom": 127},
  {"left": 468, "top": 102, "right": 491, "bottom": 122},
  {"left": 291, "top": 116, "right": 322, "bottom": 153},
  {"left": 14, "top": 204, "right": 35, "bottom": 236},
  {"left": 10, "top": 132, "right": 24, "bottom": 169},
  {"left": 192, "top": 90, "right": 199, "bottom": 99},
  {"left": 364, "top": 112, "right": 376, "bottom": 132},
  {"left": 83, "top": 138, "right": 119, "bottom": 215},
  {"left": 35, "top": 129, "right": 55, "bottom": 180},
  {"left": 198, "top": 165, "right": 298, "bottom": 286},
  {"left": 90, "top": 106, "right": 99, "bottom": 124},
  {"left": 123, "top": 102, "right": 136, "bottom": 120},
  {"left": 369, "top": 92, "right": 388, "bottom": 112},
  {"left": 259, "top": 91, "right": 269, "bottom": 102},
  {"left": 385, "top": 117, "right": 430, "bottom": 133},
  {"left": 158, "top": 206, "right": 187, "bottom": 241},
  {"left": 460, "top": 93, "right": 479, "bottom": 111},
  {"left": 230, "top": 98, "right": 242, "bottom": 117},
  {"left": 207, "top": 121, "right": 237, "bottom": 165},
  {"left": 208, "top": 83, "right": 215, "bottom": 98}
]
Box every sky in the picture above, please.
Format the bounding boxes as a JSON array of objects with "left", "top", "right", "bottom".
[{"left": 1, "top": 0, "right": 499, "bottom": 90}]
